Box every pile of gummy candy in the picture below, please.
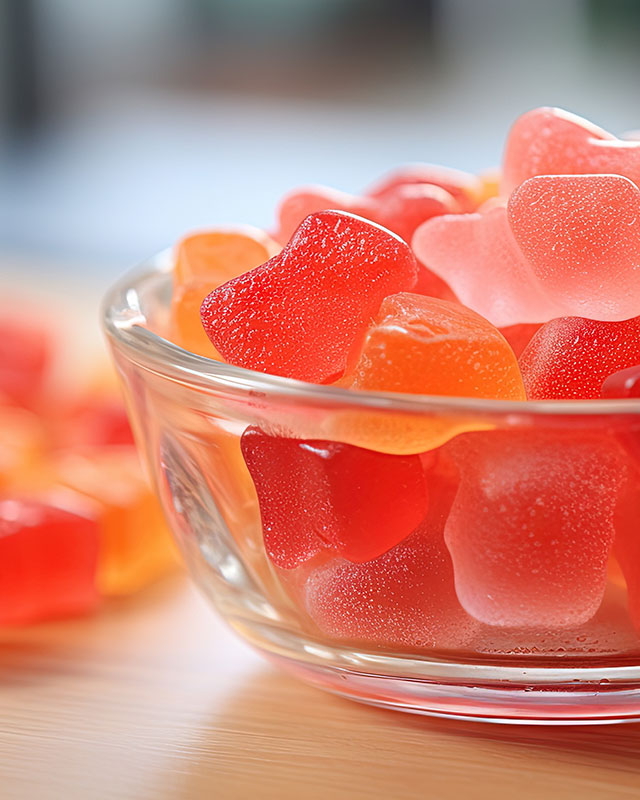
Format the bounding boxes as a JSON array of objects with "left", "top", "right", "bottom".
[
  {"left": 0, "top": 311, "right": 176, "bottom": 626},
  {"left": 167, "top": 107, "right": 640, "bottom": 655}
]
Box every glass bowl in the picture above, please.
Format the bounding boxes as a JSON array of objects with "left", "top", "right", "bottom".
[{"left": 102, "top": 251, "right": 640, "bottom": 725}]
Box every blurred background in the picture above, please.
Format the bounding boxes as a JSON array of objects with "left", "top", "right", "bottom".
[{"left": 1, "top": 0, "right": 640, "bottom": 288}]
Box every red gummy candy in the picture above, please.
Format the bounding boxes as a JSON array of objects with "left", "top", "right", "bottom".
[
  {"left": 275, "top": 186, "right": 375, "bottom": 245},
  {"left": 275, "top": 182, "right": 456, "bottom": 249},
  {"left": 498, "top": 323, "right": 542, "bottom": 359},
  {"left": 303, "top": 530, "right": 476, "bottom": 650},
  {"left": 202, "top": 211, "right": 418, "bottom": 383},
  {"left": 502, "top": 106, "right": 640, "bottom": 195},
  {"left": 0, "top": 497, "right": 100, "bottom": 624},
  {"left": 0, "top": 317, "right": 50, "bottom": 409},
  {"left": 520, "top": 316, "right": 640, "bottom": 399},
  {"left": 366, "top": 164, "right": 483, "bottom": 213},
  {"left": 240, "top": 427, "right": 428, "bottom": 569},
  {"left": 615, "top": 475, "right": 640, "bottom": 633},
  {"left": 444, "top": 431, "right": 626, "bottom": 628},
  {"left": 508, "top": 174, "right": 640, "bottom": 322},
  {"left": 601, "top": 366, "right": 640, "bottom": 399}
]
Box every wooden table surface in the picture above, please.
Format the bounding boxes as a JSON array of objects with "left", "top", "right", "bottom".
[{"left": 1, "top": 575, "right": 639, "bottom": 800}]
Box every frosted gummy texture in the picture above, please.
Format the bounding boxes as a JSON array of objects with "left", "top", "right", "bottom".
[
  {"left": 201, "top": 210, "right": 418, "bottom": 383},
  {"left": 444, "top": 431, "right": 628, "bottom": 628}
]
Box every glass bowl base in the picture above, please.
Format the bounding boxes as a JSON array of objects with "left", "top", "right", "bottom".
[
  {"left": 267, "top": 655, "right": 640, "bottom": 725},
  {"left": 226, "top": 617, "right": 640, "bottom": 725}
]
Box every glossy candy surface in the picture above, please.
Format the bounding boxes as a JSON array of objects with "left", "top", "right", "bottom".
[
  {"left": 241, "top": 427, "right": 428, "bottom": 568},
  {"left": 520, "top": 315, "right": 640, "bottom": 399},
  {"left": 201, "top": 211, "right": 418, "bottom": 383},
  {"left": 0, "top": 497, "right": 100, "bottom": 625},
  {"left": 601, "top": 366, "right": 640, "bottom": 399},
  {"left": 346, "top": 293, "right": 525, "bottom": 399},
  {"left": 444, "top": 431, "right": 626, "bottom": 628}
]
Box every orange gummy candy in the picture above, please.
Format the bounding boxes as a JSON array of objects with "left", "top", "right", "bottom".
[
  {"left": 171, "top": 228, "right": 279, "bottom": 357},
  {"left": 329, "top": 294, "right": 525, "bottom": 454},
  {"left": 0, "top": 405, "right": 47, "bottom": 489},
  {"left": 52, "top": 446, "right": 178, "bottom": 595},
  {"left": 349, "top": 293, "right": 525, "bottom": 398}
]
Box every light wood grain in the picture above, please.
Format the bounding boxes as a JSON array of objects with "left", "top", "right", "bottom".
[{"left": 1, "top": 576, "right": 640, "bottom": 800}]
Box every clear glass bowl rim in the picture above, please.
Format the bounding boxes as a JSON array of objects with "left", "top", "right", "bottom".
[{"left": 101, "top": 250, "right": 640, "bottom": 419}]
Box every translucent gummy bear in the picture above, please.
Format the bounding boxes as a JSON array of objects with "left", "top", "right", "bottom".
[
  {"left": 412, "top": 207, "right": 567, "bottom": 327},
  {"left": 508, "top": 174, "right": 640, "bottom": 322},
  {"left": 444, "top": 430, "right": 627, "bottom": 628},
  {"left": 502, "top": 106, "right": 640, "bottom": 195}
]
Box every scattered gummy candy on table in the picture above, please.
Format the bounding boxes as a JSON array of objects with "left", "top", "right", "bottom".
[
  {"left": 0, "top": 310, "right": 178, "bottom": 626},
  {"left": 156, "top": 105, "right": 640, "bottom": 660}
]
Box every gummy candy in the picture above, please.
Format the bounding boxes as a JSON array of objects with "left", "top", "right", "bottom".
[
  {"left": 303, "top": 519, "right": 476, "bottom": 650},
  {"left": 240, "top": 427, "right": 428, "bottom": 568},
  {"left": 0, "top": 497, "right": 99, "bottom": 624},
  {"left": 601, "top": 366, "right": 640, "bottom": 399},
  {"left": 366, "top": 164, "right": 483, "bottom": 213},
  {"left": 498, "top": 323, "right": 541, "bottom": 359},
  {"left": 412, "top": 207, "right": 566, "bottom": 327},
  {"left": 346, "top": 293, "right": 526, "bottom": 399},
  {"left": 52, "top": 447, "right": 177, "bottom": 595},
  {"left": 615, "top": 476, "right": 640, "bottom": 633},
  {"left": 519, "top": 315, "right": 640, "bottom": 399},
  {"left": 59, "top": 396, "right": 134, "bottom": 448},
  {"left": 275, "top": 186, "right": 375, "bottom": 245},
  {"left": 502, "top": 106, "right": 640, "bottom": 195},
  {"left": 0, "top": 316, "right": 50, "bottom": 409},
  {"left": 508, "top": 174, "right": 640, "bottom": 321},
  {"left": 171, "top": 229, "right": 279, "bottom": 358},
  {"left": 0, "top": 405, "right": 46, "bottom": 489},
  {"left": 173, "top": 227, "right": 278, "bottom": 285},
  {"left": 275, "top": 182, "right": 456, "bottom": 248},
  {"left": 201, "top": 211, "right": 418, "bottom": 383},
  {"left": 470, "top": 585, "right": 640, "bottom": 657},
  {"left": 444, "top": 430, "right": 626, "bottom": 628}
]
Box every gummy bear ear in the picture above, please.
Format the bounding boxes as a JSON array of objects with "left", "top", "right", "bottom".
[
  {"left": 508, "top": 173, "right": 640, "bottom": 321},
  {"left": 501, "top": 106, "right": 640, "bottom": 195}
]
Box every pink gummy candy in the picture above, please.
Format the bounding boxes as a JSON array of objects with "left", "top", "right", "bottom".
[
  {"left": 444, "top": 431, "right": 626, "bottom": 628},
  {"left": 412, "top": 207, "right": 566, "bottom": 327},
  {"left": 304, "top": 530, "right": 476, "bottom": 650},
  {"left": 520, "top": 315, "right": 640, "bottom": 399},
  {"left": 502, "top": 106, "right": 640, "bottom": 195},
  {"left": 201, "top": 211, "right": 418, "bottom": 383},
  {"left": 508, "top": 174, "right": 640, "bottom": 322},
  {"left": 240, "top": 427, "right": 428, "bottom": 569}
]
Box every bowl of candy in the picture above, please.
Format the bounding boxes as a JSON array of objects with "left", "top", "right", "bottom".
[{"left": 103, "top": 107, "right": 640, "bottom": 724}]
